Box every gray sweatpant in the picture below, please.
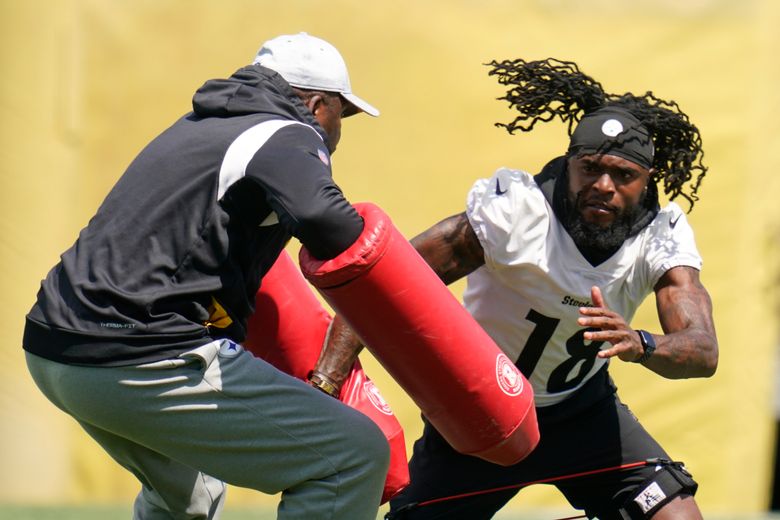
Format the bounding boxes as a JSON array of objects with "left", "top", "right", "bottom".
[{"left": 26, "top": 339, "right": 389, "bottom": 520}]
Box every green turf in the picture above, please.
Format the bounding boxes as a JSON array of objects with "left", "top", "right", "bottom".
[
  {"left": 0, "top": 505, "right": 390, "bottom": 519},
  {"left": 0, "top": 505, "right": 130, "bottom": 520},
  {"left": 0, "top": 505, "right": 269, "bottom": 520}
]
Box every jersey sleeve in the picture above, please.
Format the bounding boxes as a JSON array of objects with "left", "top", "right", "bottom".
[
  {"left": 245, "top": 124, "right": 363, "bottom": 259},
  {"left": 465, "top": 168, "right": 550, "bottom": 270},
  {"left": 643, "top": 202, "right": 703, "bottom": 287}
]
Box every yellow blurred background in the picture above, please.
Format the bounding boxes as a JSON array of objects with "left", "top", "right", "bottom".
[{"left": 3, "top": 0, "right": 780, "bottom": 516}]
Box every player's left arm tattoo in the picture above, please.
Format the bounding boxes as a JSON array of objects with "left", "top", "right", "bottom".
[
  {"left": 411, "top": 212, "right": 485, "bottom": 285},
  {"left": 648, "top": 266, "right": 718, "bottom": 379}
]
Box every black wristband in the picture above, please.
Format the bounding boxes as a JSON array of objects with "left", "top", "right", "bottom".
[{"left": 633, "top": 329, "right": 656, "bottom": 364}]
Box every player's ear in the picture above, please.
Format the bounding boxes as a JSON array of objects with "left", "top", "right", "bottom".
[{"left": 305, "top": 94, "right": 325, "bottom": 116}]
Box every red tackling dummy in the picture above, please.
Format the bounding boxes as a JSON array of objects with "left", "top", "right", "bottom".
[
  {"left": 299, "top": 203, "right": 540, "bottom": 466},
  {"left": 243, "top": 250, "right": 409, "bottom": 503},
  {"left": 245, "top": 250, "right": 330, "bottom": 381},
  {"left": 339, "top": 358, "right": 409, "bottom": 502}
]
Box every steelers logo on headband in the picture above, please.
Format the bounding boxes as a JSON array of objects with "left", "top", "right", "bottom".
[
  {"left": 568, "top": 106, "right": 654, "bottom": 170},
  {"left": 601, "top": 118, "right": 624, "bottom": 137}
]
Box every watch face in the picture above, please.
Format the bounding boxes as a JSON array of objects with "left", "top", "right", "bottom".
[
  {"left": 638, "top": 330, "right": 655, "bottom": 349},
  {"left": 634, "top": 330, "right": 656, "bottom": 363}
]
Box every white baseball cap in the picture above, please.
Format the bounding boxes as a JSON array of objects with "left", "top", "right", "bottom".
[{"left": 253, "top": 32, "right": 379, "bottom": 117}]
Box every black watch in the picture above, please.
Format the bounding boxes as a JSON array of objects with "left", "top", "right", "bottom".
[{"left": 633, "top": 330, "right": 656, "bottom": 364}]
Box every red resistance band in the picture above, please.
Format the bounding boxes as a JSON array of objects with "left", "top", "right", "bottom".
[{"left": 390, "top": 458, "right": 672, "bottom": 519}]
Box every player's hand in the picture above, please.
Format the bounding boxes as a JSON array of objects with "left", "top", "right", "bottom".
[{"left": 578, "top": 286, "right": 643, "bottom": 362}]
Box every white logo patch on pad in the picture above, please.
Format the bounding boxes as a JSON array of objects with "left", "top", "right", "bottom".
[
  {"left": 496, "top": 353, "right": 524, "bottom": 396},
  {"left": 364, "top": 381, "right": 394, "bottom": 415}
]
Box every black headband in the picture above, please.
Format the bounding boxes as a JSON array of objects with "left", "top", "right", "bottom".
[{"left": 567, "top": 106, "right": 654, "bottom": 170}]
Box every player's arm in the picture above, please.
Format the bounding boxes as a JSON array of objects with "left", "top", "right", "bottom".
[
  {"left": 410, "top": 211, "right": 485, "bottom": 285},
  {"left": 645, "top": 265, "right": 718, "bottom": 378},
  {"left": 581, "top": 267, "right": 717, "bottom": 379},
  {"left": 310, "top": 212, "right": 486, "bottom": 392}
]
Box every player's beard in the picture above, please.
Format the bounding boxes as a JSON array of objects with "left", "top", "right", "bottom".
[{"left": 565, "top": 191, "right": 643, "bottom": 252}]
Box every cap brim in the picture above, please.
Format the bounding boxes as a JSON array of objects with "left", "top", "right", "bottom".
[{"left": 341, "top": 92, "right": 380, "bottom": 117}]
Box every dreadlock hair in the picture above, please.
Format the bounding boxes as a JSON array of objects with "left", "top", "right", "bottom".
[{"left": 486, "top": 58, "right": 707, "bottom": 210}]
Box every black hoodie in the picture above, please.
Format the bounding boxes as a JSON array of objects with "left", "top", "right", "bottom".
[{"left": 24, "top": 65, "right": 363, "bottom": 366}]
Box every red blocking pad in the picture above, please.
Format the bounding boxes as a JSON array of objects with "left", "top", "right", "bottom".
[
  {"left": 243, "top": 250, "right": 409, "bottom": 502},
  {"left": 339, "top": 359, "right": 410, "bottom": 503},
  {"left": 299, "top": 203, "right": 540, "bottom": 466},
  {"left": 244, "top": 250, "right": 329, "bottom": 381}
]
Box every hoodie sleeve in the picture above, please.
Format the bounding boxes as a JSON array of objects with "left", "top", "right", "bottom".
[{"left": 244, "top": 123, "right": 363, "bottom": 259}]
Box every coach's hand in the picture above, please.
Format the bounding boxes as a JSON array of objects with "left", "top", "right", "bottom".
[{"left": 578, "top": 286, "right": 644, "bottom": 362}]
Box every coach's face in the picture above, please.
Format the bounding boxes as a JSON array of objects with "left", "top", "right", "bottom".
[
  {"left": 567, "top": 153, "right": 652, "bottom": 227},
  {"left": 305, "top": 92, "right": 344, "bottom": 154}
]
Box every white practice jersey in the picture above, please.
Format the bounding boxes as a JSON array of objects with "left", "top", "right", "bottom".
[{"left": 464, "top": 167, "right": 702, "bottom": 407}]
